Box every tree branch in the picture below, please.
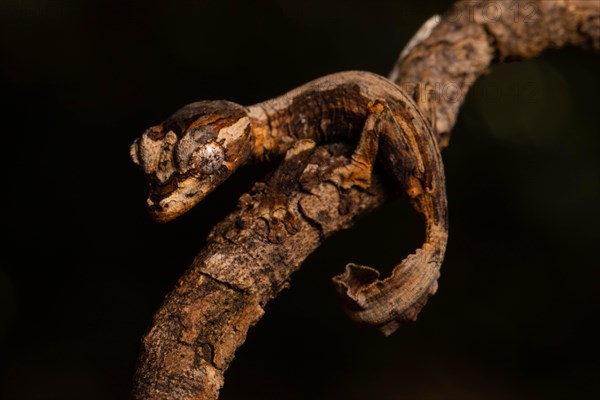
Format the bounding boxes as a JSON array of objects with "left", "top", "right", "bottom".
[
  {"left": 390, "top": 0, "right": 600, "bottom": 147},
  {"left": 132, "top": 1, "right": 599, "bottom": 399}
]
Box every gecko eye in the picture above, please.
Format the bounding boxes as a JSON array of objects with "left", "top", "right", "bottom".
[{"left": 193, "top": 142, "right": 225, "bottom": 175}]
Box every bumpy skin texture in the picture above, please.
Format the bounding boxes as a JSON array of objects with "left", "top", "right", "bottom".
[
  {"left": 131, "top": 70, "right": 448, "bottom": 333},
  {"left": 131, "top": 2, "right": 600, "bottom": 399},
  {"left": 130, "top": 100, "right": 253, "bottom": 222}
]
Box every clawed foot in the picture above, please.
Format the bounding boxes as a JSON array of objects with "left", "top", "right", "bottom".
[
  {"left": 236, "top": 140, "right": 318, "bottom": 243},
  {"left": 236, "top": 187, "right": 301, "bottom": 244},
  {"left": 326, "top": 101, "right": 386, "bottom": 191},
  {"left": 327, "top": 160, "right": 373, "bottom": 190}
]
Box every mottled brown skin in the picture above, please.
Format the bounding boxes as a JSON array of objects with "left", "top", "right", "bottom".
[
  {"left": 130, "top": 1, "right": 600, "bottom": 399},
  {"left": 130, "top": 100, "right": 252, "bottom": 222},
  {"left": 131, "top": 70, "right": 448, "bottom": 333}
]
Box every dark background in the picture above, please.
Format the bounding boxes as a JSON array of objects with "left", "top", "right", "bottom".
[{"left": 1, "top": 1, "right": 599, "bottom": 399}]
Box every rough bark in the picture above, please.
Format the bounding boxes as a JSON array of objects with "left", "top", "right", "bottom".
[
  {"left": 132, "top": 1, "right": 600, "bottom": 399},
  {"left": 133, "top": 141, "right": 393, "bottom": 399},
  {"left": 390, "top": 0, "right": 600, "bottom": 147}
]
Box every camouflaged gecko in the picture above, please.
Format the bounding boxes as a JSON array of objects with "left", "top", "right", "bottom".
[{"left": 130, "top": 70, "right": 448, "bottom": 335}]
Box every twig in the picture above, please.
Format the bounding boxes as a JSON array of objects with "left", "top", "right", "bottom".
[{"left": 132, "top": 1, "right": 599, "bottom": 399}]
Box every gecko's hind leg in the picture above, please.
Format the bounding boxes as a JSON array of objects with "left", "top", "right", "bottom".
[
  {"left": 330, "top": 96, "right": 448, "bottom": 337},
  {"left": 328, "top": 100, "right": 388, "bottom": 191}
]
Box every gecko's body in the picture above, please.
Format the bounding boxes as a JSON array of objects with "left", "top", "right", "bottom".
[{"left": 130, "top": 70, "right": 448, "bottom": 334}]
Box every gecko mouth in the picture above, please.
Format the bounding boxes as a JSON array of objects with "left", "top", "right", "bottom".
[{"left": 146, "top": 175, "right": 211, "bottom": 223}]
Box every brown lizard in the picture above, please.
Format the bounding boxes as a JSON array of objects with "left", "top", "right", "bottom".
[{"left": 130, "top": 70, "right": 448, "bottom": 335}]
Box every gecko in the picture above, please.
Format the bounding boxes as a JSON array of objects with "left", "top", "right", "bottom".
[{"left": 130, "top": 70, "right": 448, "bottom": 335}]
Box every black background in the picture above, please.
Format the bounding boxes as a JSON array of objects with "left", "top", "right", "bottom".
[{"left": 1, "top": 1, "right": 599, "bottom": 399}]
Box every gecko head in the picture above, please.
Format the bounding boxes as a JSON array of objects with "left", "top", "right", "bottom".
[{"left": 130, "top": 100, "right": 253, "bottom": 223}]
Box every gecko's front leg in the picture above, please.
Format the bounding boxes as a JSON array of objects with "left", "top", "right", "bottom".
[{"left": 129, "top": 70, "right": 448, "bottom": 337}]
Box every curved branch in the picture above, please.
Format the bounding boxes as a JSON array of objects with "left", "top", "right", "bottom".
[
  {"left": 133, "top": 142, "right": 392, "bottom": 400},
  {"left": 132, "top": 1, "right": 599, "bottom": 399},
  {"left": 389, "top": 0, "right": 600, "bottom": 147}
]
